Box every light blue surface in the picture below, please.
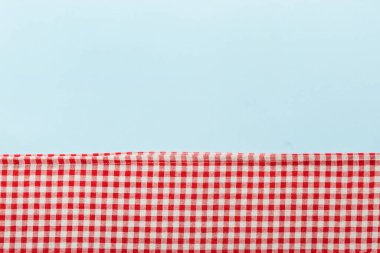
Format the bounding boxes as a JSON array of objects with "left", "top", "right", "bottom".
[{"left": 1, "top": 0, "right": 379, "bottom": 154}]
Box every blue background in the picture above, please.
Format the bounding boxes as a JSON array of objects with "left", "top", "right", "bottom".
[{"left": 1, "top": 0, "right": 379, "bottom": 154}]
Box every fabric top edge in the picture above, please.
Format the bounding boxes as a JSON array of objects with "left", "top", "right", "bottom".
[{"left": 1, "top": 152, "right": 379, "bottom": 165}]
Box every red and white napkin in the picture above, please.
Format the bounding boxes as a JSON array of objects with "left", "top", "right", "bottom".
[{"left": 1, "top": 152, "right": 379, "bottom": 251}]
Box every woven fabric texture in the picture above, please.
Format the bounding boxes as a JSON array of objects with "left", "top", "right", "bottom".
[{"left": 0, "top": 152, "right": 379, "bottom": 252}]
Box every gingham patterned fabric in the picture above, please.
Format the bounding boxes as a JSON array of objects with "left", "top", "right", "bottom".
[{"left": 0, "top": 152, "right": 379, "bottom": 252}]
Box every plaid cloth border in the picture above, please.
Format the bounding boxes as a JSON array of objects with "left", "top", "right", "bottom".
[{"left": 0, "top": 152, "right": 379, "bottom": 252}]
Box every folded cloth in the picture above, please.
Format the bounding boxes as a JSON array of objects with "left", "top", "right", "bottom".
[{"left": 0, "top": 152, "right": 379, "bottom": 251}]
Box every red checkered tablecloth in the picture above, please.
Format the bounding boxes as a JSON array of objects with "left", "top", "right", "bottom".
[{"left": 0, "top": 152, "right": 379, "bottom": 252}]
